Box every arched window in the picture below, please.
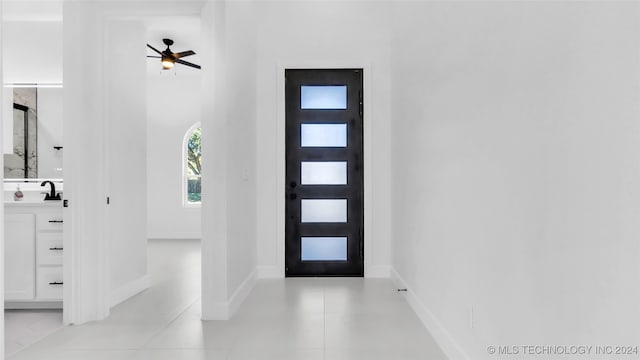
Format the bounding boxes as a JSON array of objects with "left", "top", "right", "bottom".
[{"left": 183, "top": 123, "right": 201, "bottom": 206}]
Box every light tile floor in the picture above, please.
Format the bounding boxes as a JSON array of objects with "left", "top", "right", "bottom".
[
  {"left": 5, "top": 310, "right": 63, "bottom": 356},
  {"left": 8, "top": 239, "right": 446, "bottom": 360}
]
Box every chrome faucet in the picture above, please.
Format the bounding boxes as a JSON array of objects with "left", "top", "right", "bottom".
[{"left": 41, "top": 181, "right": 61, "bottom": 200}]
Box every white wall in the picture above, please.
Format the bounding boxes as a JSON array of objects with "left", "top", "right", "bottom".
[
  {"left": 0, "top": 3, "right": 5, "bottom": 356},
  {"left": 253, "top": 1, "right": 392, "bottom": 278},
  {"left": 2, "top": 20, "right": 63, "bottom": 155},
  {"left": 201, "top": 0, "right": 227, "bottom": 320},
  {"left": 63, "top": 0, "right": 111, "bottom": 324},
  {"left": 201, "top": 0, "right": 258, "bottom": 320},
  {"left": 2, "top": 89, "right": 11, "bottom": 153},
  {"left": 390, "top": 2, "right": 640, "bottom": 359},
  {"left": 2, "top": 1, "right": 62, "bottom": 23},
  {"left": 147, "top": 73, "right": 202, "bottom": 240},
  {"left": 37, "top": 88, "right": 63, "bottom": 179},
  {"left": 146, "top": 16, "right": 202, "bottom": 240},
  {"left": 62, "top": 2, "right": 153, "bottom": 323},
  {"left": 224, "top": 1, "right": 257, "bottom": 301},
  {"left": 2, "top": 21, "right": 62, "bottom": 84},
  {"left": 105, "top": 19, "right": 148, "bottom": 306}
]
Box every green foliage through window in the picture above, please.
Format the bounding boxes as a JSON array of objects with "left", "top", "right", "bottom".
[{"left": 186, "top": 127, "right": 201, "bottom": 203}]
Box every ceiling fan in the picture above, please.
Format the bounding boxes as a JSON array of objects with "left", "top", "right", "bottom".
[{"left": 147, "top": 38, "right": 201, "bottom": 70}]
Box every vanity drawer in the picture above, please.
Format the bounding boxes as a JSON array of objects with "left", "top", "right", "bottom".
[
  {"left": 37, "top": 213, "right": 64, "bottom": 231},
  {"left": 36, "top": 266, "right": 63, "bottom": 300},
  {"left": 37, "top": 233, "right": 63, "bottom": 265}
]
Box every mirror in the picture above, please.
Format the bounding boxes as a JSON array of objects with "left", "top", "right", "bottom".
[
  {"left": 3, "top": 87, "right": 63, "bottom": 179},
  {"left": 4, "top": 88, "right": 38, "bottom": 178}
]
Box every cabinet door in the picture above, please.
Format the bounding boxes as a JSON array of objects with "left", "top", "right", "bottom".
[{"left": 5, "top": 214, "right": 36, "bottom": 300}]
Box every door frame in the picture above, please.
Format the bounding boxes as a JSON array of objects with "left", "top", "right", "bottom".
[{"left": 275, "top": 62, "right": 374, "bottom": 278}]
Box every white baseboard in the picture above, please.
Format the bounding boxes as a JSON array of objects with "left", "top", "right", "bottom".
[
  {"left": 202, "top": 270, "right": 257, "bottom": 320},
  {"left": 110, "top": 275, "right": 150, "bottom": 308},
  {"left": 365, "top": 265, "right": 391, "bottom": 278},
  {"left": 257, "top": 265, "right": 283, "bottom": 278},
  {"left": 228, "top": 269, "right": 257, "bottom": 317},
  {"left": 390, "top": 268, "right": 470, "bottom": 360}
]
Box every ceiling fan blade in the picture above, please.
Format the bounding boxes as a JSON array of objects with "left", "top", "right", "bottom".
[
  {"left": 174, "top": 50, "right": 196, "bottom": 58},
  {"left": 146, "top": 44, "right": 163, "bottom": 55},
  {"left": 176, "top": 58, "right": 201, "bottom": 69},
  {"left": 147, "top": 56, "right": 161, "bottom": 58}
]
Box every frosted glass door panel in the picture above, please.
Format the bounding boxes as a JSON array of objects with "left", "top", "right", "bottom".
[
  {"left": 301, "top": 237, "right": 347, "bottom": 261},
  {"left": 301, "top": 162, "right": 347, "bottom": 185},
  {"left": 300, "top": 86, "right": 347, "bottom": 109},
  {"left": 301, "top": 124, "right": 347, "bottom": 147},
  {"left": 301, "top": 199, "right": 347, "bottom": 223}
]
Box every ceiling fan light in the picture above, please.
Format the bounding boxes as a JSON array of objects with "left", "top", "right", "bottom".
[{"left": 161, "top": 57, "right": 175, "bottom": 70}]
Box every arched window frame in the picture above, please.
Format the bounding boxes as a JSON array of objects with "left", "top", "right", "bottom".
[{"left": 182, "top": 122, "right": 202, "bottom": 208}]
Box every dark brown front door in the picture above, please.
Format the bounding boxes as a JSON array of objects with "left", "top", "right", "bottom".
[{"left": 285, "top": 69, "right": 364, "bottom": 277}]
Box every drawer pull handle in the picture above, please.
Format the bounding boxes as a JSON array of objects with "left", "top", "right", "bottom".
[
  {"left": 49, "top": 247, "right": 63, "bottom": 251},
  {"left": 48, "top": 281, "right": 63, "bottom": 286},
  {"left": 48, "top": 220, "right": 63, "bottom": 223}
]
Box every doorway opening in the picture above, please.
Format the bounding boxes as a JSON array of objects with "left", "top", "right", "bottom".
[{"left": 4, "top": 86, "right": 65, "bottom": 356}]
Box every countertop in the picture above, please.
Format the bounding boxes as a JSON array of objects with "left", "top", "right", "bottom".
[{"left": 5, "top": 200, "right": 63, "bottom": 208}]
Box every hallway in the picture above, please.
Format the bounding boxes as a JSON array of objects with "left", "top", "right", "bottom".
[{"left": 8, "top": 239, "right": 445, "bottom": 360}]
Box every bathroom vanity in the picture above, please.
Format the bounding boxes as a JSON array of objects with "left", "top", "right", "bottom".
[
  {"left": 3, "top": 86, "right": 65, "bottom": 309},
  {"left": 4, "top": 189, "right": 63, "bottom": 309}
]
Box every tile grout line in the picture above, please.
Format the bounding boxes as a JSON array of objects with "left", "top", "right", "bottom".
[
  {"left": 59, "top": 294, "right": 203, "bottom": 353},
  {"left": 6, "top": 313, "right": 64, "bottom": 358},
  {"left": 137, "top": 296, "right": 203, "bottom": 351}
]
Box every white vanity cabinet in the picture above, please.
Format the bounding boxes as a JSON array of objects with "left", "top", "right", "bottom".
[
  {"left": 5, "top": 203, "right": 63, "bottom": 308},
  {"left": 5, "top": 214, "right": 36, "bottom": 300}
]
